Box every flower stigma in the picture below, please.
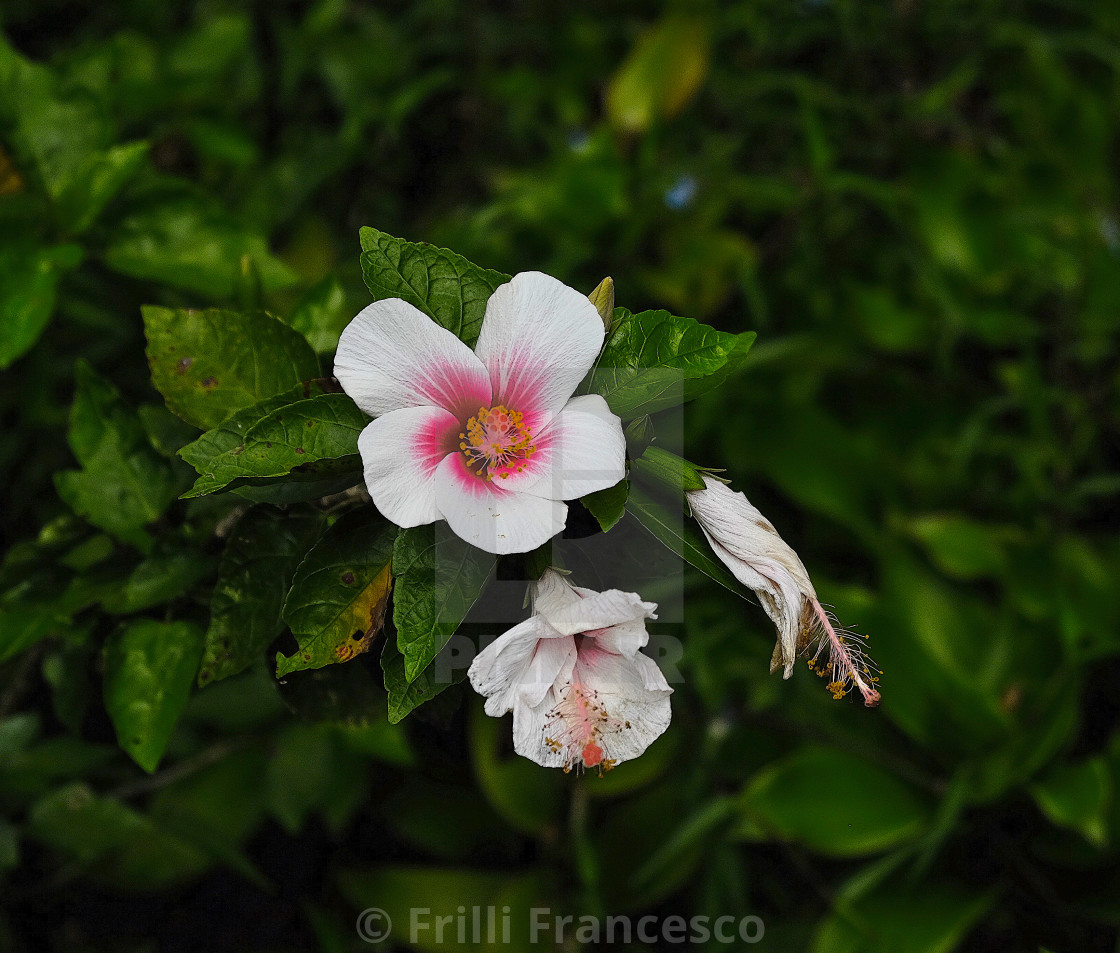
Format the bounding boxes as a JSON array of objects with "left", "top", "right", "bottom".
[
  {"left": 459, "top": 404, "right": 536, "bottom": 481},
  {"left": 545, "top": 676, "right": 626, "bottom": 776},
  {"left": 805, "top": 601, "right": 882, "bottom": 707}
]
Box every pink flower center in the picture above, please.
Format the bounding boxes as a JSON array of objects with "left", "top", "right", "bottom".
[
  {"left": 459, "top": 404, "right": 536, "bottom": 481},
  {"left": 545, "top": 681, "right": 623, "bottom": 774}
]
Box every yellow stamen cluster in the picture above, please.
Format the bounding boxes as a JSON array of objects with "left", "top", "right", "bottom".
[{"left": 459, "top": 404, "right": 536, "bottom": 480}]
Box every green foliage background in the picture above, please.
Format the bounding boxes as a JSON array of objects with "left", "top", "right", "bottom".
[{"left": 2, "top": 1, "right": 1119, "bottom": 951}]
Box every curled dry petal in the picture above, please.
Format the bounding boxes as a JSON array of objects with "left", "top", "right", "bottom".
[{"left": 688, "top": 475, "right": 880, "bottom": 707}]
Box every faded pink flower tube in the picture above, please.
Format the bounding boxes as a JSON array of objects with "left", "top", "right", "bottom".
[
  {"left": 688, "top": 474, "right": 881, "bottom": 707},
  {"left": 468, "top": 570, "right": 672, "bottom": 772}
]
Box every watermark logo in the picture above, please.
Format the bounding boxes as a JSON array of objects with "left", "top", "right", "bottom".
[
  {"left": 355, "top": 906, "right": 764, "bottom": 946},
  {"left": 355, "top": 907, "right": 392, "bottom": 943}
]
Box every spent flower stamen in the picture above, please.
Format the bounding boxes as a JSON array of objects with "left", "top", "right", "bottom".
[{"left": 805, "top": 602, "right": 881, "bottom": 707}]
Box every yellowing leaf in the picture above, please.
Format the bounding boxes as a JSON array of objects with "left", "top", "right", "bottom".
[
  {"left": 606, "top": 17, "right": 709, "bottom": 133},
  {"left": 277, "top": 509, "right": 397, "bottom": 677}
]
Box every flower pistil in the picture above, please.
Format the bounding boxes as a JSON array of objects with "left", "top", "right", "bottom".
[{"left": 459, "top": 404, "right": 536, "bottom": 480}]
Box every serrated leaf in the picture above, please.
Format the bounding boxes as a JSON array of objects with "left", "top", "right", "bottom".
[
  {"left": 54, "top": 362, "right": 181, "bottom": 548},
  {"left": 358, "top": 226, "right": 509, "bottom": 346},
  {"left": 179, "top": 380, "right": 339, "bottom": 467},
  {"left": 199, "top": 505, "right": 325, "bottom": 686},
  {"left": 392, "top": 525, "right": 495, "bottom": 683},
  {"left": 0, "top": 241, "right": 83, "bottom": 369},
  {"left": 582, "top": 478, "right": 629, "bottom": 532},
  {"left": 181, "top": 393, "right": 366, "bottom": 498},
  {"left": 103, "top": 620, "right": 203, "bottom": 773},
  {"left": 381, "top": 630, "right": 466, "bottom": 725},
  {"left": 583, "top": 307, "right": 755, "bottom": 419},
  {"left": 277, "top": 509, "right": 397, "bottom": 677},
  {"left": 143, "top": 306, "right": 320, "bottom": 430},
  {"left": 626, "top": 484, "right": 753, "bottom": 601}
]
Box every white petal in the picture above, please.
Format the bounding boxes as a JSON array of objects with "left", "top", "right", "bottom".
[
  {"left": 530, "top": 569, "right": 585, "bottom": 622},
  {"left": 592, "top": 616, "right": 651, "bottom": 658},
  {"left": 512, "top": 690, "right": 569, "bottom": 769},
  {"left": 433, "top": 453, "right": 566, "bottom": 555},
  {"left": 520, "top": 635, "right": 578, "bottom": 708},
  {"left": 472, "top": 272, "right": 605, "bottom": 421},
  {"left": 570, "top": 642, "right": 672, "bottom": 766},
  {"left": 334, "top": 298, "right": 492, "bottom": 418},
  {"left": 499, "top": 393, "right": 626, "bottom": 501},
  {"left": 540, "top": 587, "right": 657, "bottom": 637},
  {"left": 356, "top": 407, "right": 458, "bottom": 527},
  {"left": 468, "top": 617, "right": 573, "bottom": 716}
]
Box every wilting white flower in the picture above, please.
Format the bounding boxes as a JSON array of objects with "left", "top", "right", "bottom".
[
  {"left": 468, "top": 570, "right": 672, "bottom": 773},
  {"left": 688, "top": 474, "right": 880, "bottom": 707},
  {"left": 334, "top": 272, "right": 625, "bottom": 554}
]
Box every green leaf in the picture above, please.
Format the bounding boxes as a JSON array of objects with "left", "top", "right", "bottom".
[
  {"left": 57, "top": 140, "right": 149, "bottom": 234},
  {"left": 181, "top": 392, "right": 365, "bottom": 498},
  {"left": 138, "top": 404, "right": 201, "bottom": 460},
  {"left": 358, "top": 226, "right": 509, "bottom": 347},
  {"left": 582, "top": 478, "right": 629, "bottom": 532},
  {"left": 905, "top": 514, "right": 1011, "bottom": 580},
  {"left": 277, "top": 508, "right": 397, "bottom": 677},
  {"left": 626, "top": 484, "right": 753, "bottom": 601},
  {"left": 103, "top": 620, "right": 204, "bottom": 773},
  {"left": 100, "top": 548, "right": 212, "bottom": 614},
  {"left": 624, "top": 414, "right": 655, "bottom": 457},
  {"left": 54, "top": 362, "right": 180, "bottom": 548},
  {"left": 0, "top": 603, "right": 68, "bottom": 666},
  {"left": 26, "top": 782, "right": 210, "bottom": 889},
  {"left": 105, "top": 184, "right": 297, "bottom": 298},
  {"left": 199, "top": 505, "right": 325, "bottom": 686},
  {"left": 810, "top": 867, "right": 993, "bottom": 953},
  {"left": 392, "top": 524, "right": 495, "bottom": 683},
  {"left": 469, "top": 702, "right": 565, "bottom": 834},
  {"left": 287, "top": 275, "right": 351, "bottom": 354},
  {"left": 631, "top": 445, "right": 708, "bottom": 493},
  {"left": 736, "top": 746, "right": 932, "bottom": 856},
  {"left": 143, "top": 306, "right": 320, "bottom": 430},
  {"left": 1029, "top": 757, "right": 1112, "bottom": 848},
  {"left": 583, "top": 307, "right": 755, "bottom": 419},
  {"left": 381, "top": 629, "right": 465, "bottom": 725},
  {"left": 179, "top": 380, "right": 338, "bottom": 468},
  {"left": 0, "top": 241, "right": 83, "bottom": 369},
  {"left": 0, "top": 37, "right": 111, "bottom": 200}
]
